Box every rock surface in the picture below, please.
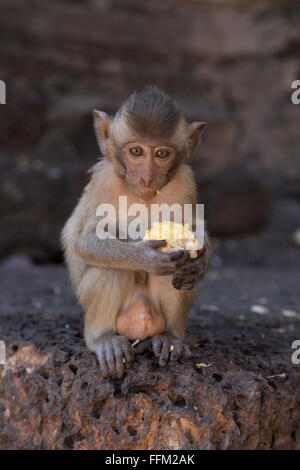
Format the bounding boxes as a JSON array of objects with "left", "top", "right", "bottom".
[{"left": 1, "top": 257, "right": 300, "bottom": 450}]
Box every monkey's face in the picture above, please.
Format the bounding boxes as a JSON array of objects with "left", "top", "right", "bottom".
[
  {"left": 120, "top": 141, "right": 180, "bottom": 200},
  {"left": 93, "top": 92, "right": 206, "bottom": 201}
]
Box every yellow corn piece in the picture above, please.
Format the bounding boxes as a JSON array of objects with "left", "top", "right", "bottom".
[
  {"left": 143, "top": 221, "right": 201, "bottom": 259},
  {"left": 195, "top": 363, "right": 212, "bottom": 368}
]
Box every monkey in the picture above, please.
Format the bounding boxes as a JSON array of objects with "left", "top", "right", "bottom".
[{"left": 61, "top": 85, "right": 211, "bottom": 379}]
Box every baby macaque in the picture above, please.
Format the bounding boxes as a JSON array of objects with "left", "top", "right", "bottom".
[{"left": 62, "top": 85, "right": 211, "bottom": 378}]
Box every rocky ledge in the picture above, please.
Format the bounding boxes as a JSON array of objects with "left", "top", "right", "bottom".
[{"left": 0, "top": 265, "right": 300, "bottom": 450}]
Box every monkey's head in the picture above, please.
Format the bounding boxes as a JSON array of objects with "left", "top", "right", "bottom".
[{"left": 93, "top": 85, "right": 206, "bottom": 200}]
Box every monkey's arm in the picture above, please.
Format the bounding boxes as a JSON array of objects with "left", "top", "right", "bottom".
[{"left": 74, "top": 231, "right": 189, "bottom": 274}]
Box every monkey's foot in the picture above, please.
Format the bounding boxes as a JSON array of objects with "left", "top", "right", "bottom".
[
  {"left": 94, "top": 335, "right": 134, "bottom": 379},
  {"left": 134, "top": 334, "right": 191, "bottom": 367}
]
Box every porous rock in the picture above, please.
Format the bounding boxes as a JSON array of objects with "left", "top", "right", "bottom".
[{"left": 0, "top": 265, "right": 299, "bottom": 450}]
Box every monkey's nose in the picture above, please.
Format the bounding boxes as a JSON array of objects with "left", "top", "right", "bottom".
[{"left": 141, "top": 176, "right": 153, "bottom": 187}]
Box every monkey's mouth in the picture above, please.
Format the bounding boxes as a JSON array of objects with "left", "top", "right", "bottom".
[{"left": 132, "top": 186, "right": 158, "bottom": 200}]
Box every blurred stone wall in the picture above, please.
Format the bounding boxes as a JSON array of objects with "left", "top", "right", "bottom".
[{"left": 0, "top": 0, "right": 299, "bottom": 261}]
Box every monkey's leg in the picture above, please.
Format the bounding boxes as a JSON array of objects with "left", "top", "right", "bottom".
[
  {"left": 135, "top": 275, "right": 196, "bottom": 366},
  {"left": 80, "top": 267, "right": 137, "bottom": 378}
]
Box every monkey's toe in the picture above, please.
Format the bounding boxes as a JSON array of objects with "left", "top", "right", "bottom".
[
  {"left": 96, "top": 335, "right": 134, "bottom": 379},
  {"left": 148, "top": 335, "right": 191, "bottom": 366},
  {"left": 170, "top": 339, "right": 191, "bottom": 362}
]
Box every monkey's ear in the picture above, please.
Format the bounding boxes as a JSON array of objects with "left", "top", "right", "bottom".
[
  {"left": 188, "top": 122, "right": 207, "bottom": 157},
  {"left": 93, "top": 110, "right": 112, "bottom": 155}
]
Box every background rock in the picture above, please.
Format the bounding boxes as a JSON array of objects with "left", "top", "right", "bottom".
[
  {"left": 0, "top": 0, "right": 300, "bottom": 259},
  {"left": 198, "top": 167, "right": 271, "bottom": 236}
]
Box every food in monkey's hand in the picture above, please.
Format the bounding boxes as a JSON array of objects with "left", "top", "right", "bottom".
[{"left": 143, "top": 221, "right": 202, "bottom": 259}]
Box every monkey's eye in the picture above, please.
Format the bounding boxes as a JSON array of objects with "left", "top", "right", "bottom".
[
  {"left": 129, "top": 146, "right": 143, "bottom": 157},
  {"left": 155, "top": 149, "right": 170, "bottom": 159}
]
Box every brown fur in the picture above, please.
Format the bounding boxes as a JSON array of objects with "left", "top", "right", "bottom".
[
  {"left": 117, "top": 85, "right": 183, "bottom": 140},
  {"left": 61, "top": 86, "right": 210, "bottom": 376},
  {"left": 62, "top": 160, "right": 200, "bottom": 347}
]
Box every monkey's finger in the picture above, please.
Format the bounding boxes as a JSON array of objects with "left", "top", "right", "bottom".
[
  {"left": 173, "top": 253, "right": 190, "bottom": 268},
  {"left": 159, "top": 254, "right": 189, "bottom": 274},
  {"left": 179, "top": 282, "right": 197, "bottom": 291},
  {"left": 173, "top": 272, "right": 198, "bottom": 284},
  {"left": 173, "top": 273, "right": 189, "bottom": 282},
  {"left": 99, "top": 358, "right": 110, "bottom": 378},
  {"left": 112, "top": 342, "right": 126, "bottom": 378},
  {"left": 122, "top": 343, "right": 134, "bottom": 366},
  {"left": 176, "top": 264, "right": 199, "bottom": 274},
  {"left": 172, "top": 277, "right": 184, "bottom": 290},
  {"left": 151, "top": 336, "right": 163, "bottom": 358},
  {"left": 175, "top": 272, "right": 199, "bottom": 284},
  {"left": 105, "top": 342, "right": 117, "bottom": 378},
  {"left": 178, "top": 259, "right": 203, "bottom": 273},
  {"left": 144, "top": 240, "right": 167, "bottom": 249},
  {"left": 159, "top": 338, "right": 170, "bottom": 367},
  {"left": 97, "top": 347, "right": 109, "bottom": 377},
  {"left": 115, "top": 355, "right": 125, "bottom": 379},
  {"left": 177, "top": 270, "right": 201, "bottom": 282},
  {"left": 157, "top": 250, "right": 186, "bottom": 265},
  {"left": 133, "top": 339, "right": 150, "bottom": 354},
  {"left": 197, "top": 247, "right": 206, "bottom": 257},
  {"left": 172, "top": 279, "right": 195, "bottom": 290},
  {"left": 167, "top": 249, "right": 186, "bottom": 259},
  {"left": 167, "top": 250, "right": 189, "bottom": 263},
  {"left": 170, "top": 340, "right": 182, "bottom": 362}
]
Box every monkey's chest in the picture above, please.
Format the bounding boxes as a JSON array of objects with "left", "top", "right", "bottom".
[{"left": 135, "top": 270, "right": 148, "bottom": 285}]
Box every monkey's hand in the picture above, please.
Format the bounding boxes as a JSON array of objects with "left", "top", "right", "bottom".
[
  {"left": 134, "top": 334, "right": 191, "bottom": 367},
  {"left": 137, "top": 240, "right": 189, "bottom": 276},
  {"left": 172, "top": 248, "right": 209, "bottom": 290},
  {"left": 94, "top": 334, "right": 134, "bottom": 379}
]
